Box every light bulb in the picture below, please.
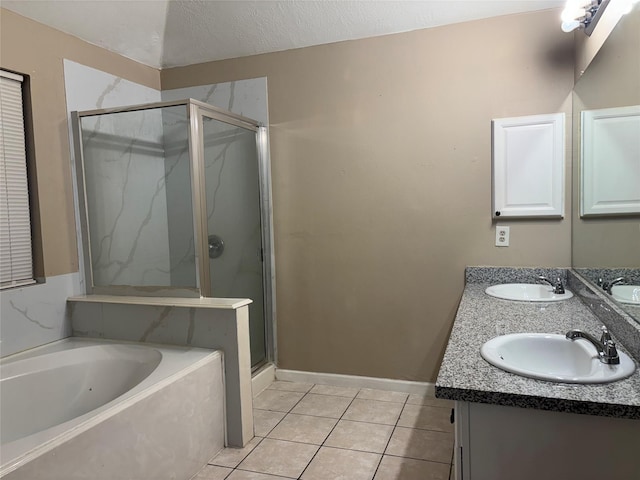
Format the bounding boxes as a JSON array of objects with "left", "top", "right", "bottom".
[
  {"left": 561, "top": 19, "right": 582, "bottom": 32},
  {"left": 561, "top": 6, "right": 586, "bottom": 21},
  {"left": 619, "top": 0, "right": 634, "bottom": 14}
]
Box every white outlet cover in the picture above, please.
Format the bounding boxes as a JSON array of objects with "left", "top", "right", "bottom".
[{"left": 496, "top": 226, "right": 510, "bottom": 247}]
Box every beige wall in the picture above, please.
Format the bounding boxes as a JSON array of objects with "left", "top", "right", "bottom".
[
  {"left": 163, "top": 9, "right": 574, "bottom": 382},
  {"left": 0, "top": 8, "right": 160, "bottom": 277},
  {"left": 574, "top": 3, "right": 628, "bottom": 81}
]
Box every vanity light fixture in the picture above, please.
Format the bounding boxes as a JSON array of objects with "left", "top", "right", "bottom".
[
  {"left": 561, "top": 0, "right": 639, "bottom": 34},
  {"left": 561, "top": 0, "right": 606, "bottom": 33}
]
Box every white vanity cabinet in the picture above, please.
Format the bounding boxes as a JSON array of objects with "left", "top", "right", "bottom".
[{"left": 453, "top": 401, "right": 640, "bottom": 480}]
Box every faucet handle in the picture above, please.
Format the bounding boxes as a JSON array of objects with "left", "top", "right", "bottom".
[
  {"left": 600, "top": 326, "right": 612, "bottom": 344},
  {"left": 601, "top": 340, "right": 620, "bottom": 365}
]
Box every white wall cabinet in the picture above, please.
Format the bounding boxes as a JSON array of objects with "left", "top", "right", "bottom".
[
  {"left": 492, "top": 113, "right": 565, "bottom": 219},
  {"left": 454, "top": 401, "right": 640, "bottom": 480},
  {"left": 581, "top": 105, "right": 640, "bottom": 217}
]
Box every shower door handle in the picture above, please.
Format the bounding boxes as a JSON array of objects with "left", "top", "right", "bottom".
[{"left": 208, "top": 234, "right": 224, "bottom": 259}]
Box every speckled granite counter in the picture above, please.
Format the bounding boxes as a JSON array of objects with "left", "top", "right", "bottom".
[{"left": 435, "top": 268, "right": 640, "bottom": 419}]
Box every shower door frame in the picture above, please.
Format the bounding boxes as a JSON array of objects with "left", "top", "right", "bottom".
[
  {"left": 72, "top": 98, "right": 277, "bottom": 368},
  {"left": 189, "top": 101, "right": 277, "bottom": 370}
]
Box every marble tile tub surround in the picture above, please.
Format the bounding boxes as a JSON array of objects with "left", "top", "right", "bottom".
[
  {"left": 436, "top": 267, "right": 640, "bottom": 419},
  {"left": 0, "top": 272, "right": 82, "bottom": 358},
  {"left": 68, "top": 296, "right": 253, "bottom": 447},
  {"left": 4, "top": 348, "right": 224, "bottom": 480}
]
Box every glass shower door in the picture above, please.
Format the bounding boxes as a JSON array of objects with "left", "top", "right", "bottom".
[{"left": 200, "top": 114, "right": 266, "bottom": 368}]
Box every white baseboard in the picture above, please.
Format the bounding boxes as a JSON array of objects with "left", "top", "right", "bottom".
[
  {"left": 275, "top": 369, "right": 435, "bottom": 396},
  {"left": 252, "top": 363, "right": 276, "bottom": 398}
]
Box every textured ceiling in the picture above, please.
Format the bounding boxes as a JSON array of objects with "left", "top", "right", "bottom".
[{"left": 2, "top": 1, "right": 565, "bottom": 69}]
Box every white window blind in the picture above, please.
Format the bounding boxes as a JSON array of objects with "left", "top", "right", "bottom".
[{"left": 0, "top": 70, "right": 35, "bottom": 288}]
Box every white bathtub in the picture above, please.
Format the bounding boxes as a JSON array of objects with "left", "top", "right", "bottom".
[{"left": 0, "top": 338, "right": 225, "bottom": 479}]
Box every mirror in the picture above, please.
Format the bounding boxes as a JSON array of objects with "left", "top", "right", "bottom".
[{"left": 572, "top": 9, "right": 640, "bottom": 321}]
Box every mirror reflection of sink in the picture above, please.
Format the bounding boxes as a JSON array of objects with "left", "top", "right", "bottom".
[
  {"left": 480, "top": 333, "right": 636, "bottom": 384},
  {"left": 611, "top": 285, "right": 640, "bottom": 305},
  {"left": 485, "top": 284, "right": 573, "bottom": 302}
]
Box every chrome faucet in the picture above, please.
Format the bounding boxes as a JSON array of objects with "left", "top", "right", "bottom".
[
  {"left": 602, "top": 277, "right": 627, "bottom": 295},
  {"left": 536, "top": 275, "right": 565, "bottom": 295},
  {"left": 565, "top": 326, "right": 620, "bottom": 365}
]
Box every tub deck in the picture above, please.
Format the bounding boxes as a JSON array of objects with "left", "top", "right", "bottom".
[{"left": 1, "top": 338, "right": 224, "bottom": 479}]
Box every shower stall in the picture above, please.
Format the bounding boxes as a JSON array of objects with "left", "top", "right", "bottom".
[{"left": 71, "top": 99, "right": 274, "bottom": 369}]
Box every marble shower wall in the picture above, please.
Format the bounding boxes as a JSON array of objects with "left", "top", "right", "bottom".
[
  {"left": 0, "top": 64, "right": 165, "bottom": 355},
  {"left": 161, "top": 79, "right": 268, "bottom": 286},
  {"left": 64, "top": 60, "right": 173, "bottom": 287},
  {"left": 162, "top": 80, "right": 269, "bottom": 361},
  {"left": 158, "top": 106, "right": 197, "bottom": 287},
  {"left": 160, "top": 79, "right": 268, "bottom": 124},
  {"left": 201, "top": 119, "right": 266, "bottom": 363},
  {"left": 0, "top": 65, "right": 268, "bottom": 358}
]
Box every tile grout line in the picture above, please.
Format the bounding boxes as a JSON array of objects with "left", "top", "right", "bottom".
[
  {"left": 381, "top": 452, "right": 454, "bottom": 466},
  {"left": 370, "top": 392, "right": 410, "bottom": 479},
  {"left": 239, "top": 383, "right": 316, "bottom": 477},
  {"left": 263, "top": 386, "right": 312, "bottom": 432},
  {"left": 237, "top": 384, "right": 371, "bottom": 478},
  {"left": 208, "top": 436, "right": 264, "bottom": 468},
  {"left": 296, "top": 386, "right": 364, "bottom": 479},
  {"left": 216, "top": 383, "right": 314, "bottom": 475},
  {"left": 253, "top": 384, "right": 317, "bottom": 437},
  {"left": 234, "top": 383, "right": 454, "bottom": 479},
  {"left": 256, "top": 407, "right": 453, "bottom": 434}
]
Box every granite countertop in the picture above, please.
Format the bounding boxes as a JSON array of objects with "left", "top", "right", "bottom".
[{"left": 435, "top": 282, "right": 640, "bottom": 419}]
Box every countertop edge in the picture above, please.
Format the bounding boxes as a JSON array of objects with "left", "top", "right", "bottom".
[{"left": 435, "top": 385, "right": 640, "bottom": 419}]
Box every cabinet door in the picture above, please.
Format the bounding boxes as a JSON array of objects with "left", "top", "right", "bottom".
[
  {"left": 454, "top": 401, "right": 470, "bottom": 480},
  {"left": 492, "top": 113, "right": 565, "bottom": 219},
  {"left": 465, "top": 402, "right": 640, "bottom": 480},
  {"left": 581, "top": 105, "right": 640, "bottom": 216}
]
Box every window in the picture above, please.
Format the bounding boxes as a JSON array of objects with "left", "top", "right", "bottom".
[{"left": 0, "top": 69, "right": 34, "bottom": 288}]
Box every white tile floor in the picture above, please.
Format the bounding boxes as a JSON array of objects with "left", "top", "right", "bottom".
[{"left": 193, "top": 381, "right": 455, "bottom": 480}]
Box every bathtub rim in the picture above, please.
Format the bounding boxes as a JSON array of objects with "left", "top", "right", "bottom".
[{"left": 0, "top": 337, "right": 223, "bottom": 477}]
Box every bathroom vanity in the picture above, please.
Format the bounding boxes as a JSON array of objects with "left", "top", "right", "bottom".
[{"left": 436, "top": 268, "right": 640, "bottom": 480}]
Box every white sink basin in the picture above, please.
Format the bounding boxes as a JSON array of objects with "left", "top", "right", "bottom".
[
  {"left": 481, "top": 333, "right": 636, "bottom": 384},
  {"left": 612, "top": 285, "right": 640, "bottom": 305},
  {"left": 485, "top": 284, "right": 573, "bottom": 302}
]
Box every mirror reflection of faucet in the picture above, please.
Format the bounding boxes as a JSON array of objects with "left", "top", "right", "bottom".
[{"left": 601, "top": 277, "right": 627, "bottom": 295}]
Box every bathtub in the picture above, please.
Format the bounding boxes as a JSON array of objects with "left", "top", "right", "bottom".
[{"left": 0, "top": 338, "right": 225, "bottom": 479}]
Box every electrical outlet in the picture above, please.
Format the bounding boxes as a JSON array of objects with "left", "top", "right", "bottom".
[{"left": 496, "top": 226, "right": 510, "bottom": 247}]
